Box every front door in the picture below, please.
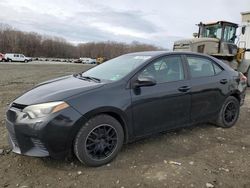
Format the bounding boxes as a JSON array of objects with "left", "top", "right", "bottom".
[{"left": 131, "top": 55, "right": 191, "bottom": 137}]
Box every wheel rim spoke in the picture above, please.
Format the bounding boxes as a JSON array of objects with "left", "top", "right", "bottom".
[
  {"left": 85, "top": 124, "right": 118, "bottom": 160},
  {"left": 224, "top": 101, "right": 237, "bottom": 123}
]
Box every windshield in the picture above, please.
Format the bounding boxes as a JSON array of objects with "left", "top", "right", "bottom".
[
  {"left": 82, "top": 55, "right": 151, "bottom": 81},
  {"left": 200, "top": 24, "right": 222, "bottom": 39}
]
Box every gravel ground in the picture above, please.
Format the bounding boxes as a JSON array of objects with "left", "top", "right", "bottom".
[{"left": 0, "top": 62, "right": 250, "bottom": 188}]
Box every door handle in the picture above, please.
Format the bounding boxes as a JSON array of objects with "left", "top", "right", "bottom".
[
  {"left": 220, "top": 79, "right": 228, "bottom": 84},
  {"left": 178, "top": 86, "right": 191, "bottom": 92}
]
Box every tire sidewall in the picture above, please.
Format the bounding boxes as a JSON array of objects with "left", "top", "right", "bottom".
[
  {"left": 220, "top": 97, "right": 240, "bottom": 128},
  {"left": 74, "top": 115, "right": 124, "bottom": 166}
]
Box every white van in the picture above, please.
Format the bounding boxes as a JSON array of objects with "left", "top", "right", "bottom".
[
  {"left": 4, "top": 53, "right": 32, "bottom": 62},
  {"left": 80, "top": 57, "right": 96, "bottom": 64}
]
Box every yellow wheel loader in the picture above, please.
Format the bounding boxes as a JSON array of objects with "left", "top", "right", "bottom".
[{"left": 173, "top": 21, "right": 250, "bottom": 86}]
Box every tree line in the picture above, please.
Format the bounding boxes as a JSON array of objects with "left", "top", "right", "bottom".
[{"left": 0, "top": 24, "right": 163, "bottom": 59}]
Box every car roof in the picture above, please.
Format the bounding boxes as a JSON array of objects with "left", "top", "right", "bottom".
[
  {"left": 124, "top": 51, "right": 232, "bottom": 71},
  {"left": 126, "top": 51, "right": 169, "bottom": 56},
  {"left": 125, "top": 50, "right": 214, "bottom": 57}
]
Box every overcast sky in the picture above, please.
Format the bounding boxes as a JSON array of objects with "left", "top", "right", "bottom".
[{"left": 0, "top": 0, "right": 249, "bottom": 48}]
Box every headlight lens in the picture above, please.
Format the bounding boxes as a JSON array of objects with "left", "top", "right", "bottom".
[{"left": 23, "top": 101, "right": 69, "bottom": 119}]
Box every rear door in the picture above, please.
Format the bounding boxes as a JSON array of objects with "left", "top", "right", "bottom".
[
  {"left": 185, "top": 55, "right": 228, "bottom": 123},
  {"left": 131, "top": 55, "right": 191, "bottom": 137}
]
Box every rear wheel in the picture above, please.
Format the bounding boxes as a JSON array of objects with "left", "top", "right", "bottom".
[
  {"left": 8, "top": 59, "right": 12, "bottom": 62},
  {"left": 74, "top": 114, "right": 124, "bottom": 166},
  {"left": 215, "top": 96, "right": 240, "bottom": 128}
]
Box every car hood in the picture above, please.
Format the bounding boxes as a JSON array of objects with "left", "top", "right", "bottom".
[{"left": 14, "top": 75, "right": 104, "bottom": 105}]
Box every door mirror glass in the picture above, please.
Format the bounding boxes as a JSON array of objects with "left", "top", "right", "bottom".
[{"left": 133, "top": 76, "right": 156, "bottom": 88}]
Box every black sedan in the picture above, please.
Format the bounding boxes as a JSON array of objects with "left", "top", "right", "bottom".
[{"left": 5, "top": 51, "right": 247, "bottom": 166}]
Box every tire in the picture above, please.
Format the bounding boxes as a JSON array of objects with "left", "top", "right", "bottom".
[
  {"left": 8, "top": 59, "right": 12, "bottom": 62},
  {"left": 215, "top": 96, "right": 240, "bottom": 128},
  {"left": 74, "top": 114, "right": 124, "bottom": 167},
  {"left": 247, "top": 67, "right": 250, "bottom": 87}
]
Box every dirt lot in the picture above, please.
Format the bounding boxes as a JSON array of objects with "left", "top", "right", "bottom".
[{"left": 0, "top": 62, "right": 250, "bottom": 188}]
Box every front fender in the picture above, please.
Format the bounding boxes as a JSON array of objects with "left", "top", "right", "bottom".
[{"left": 82, "top": 106, "right": 131, "bottom": 143}]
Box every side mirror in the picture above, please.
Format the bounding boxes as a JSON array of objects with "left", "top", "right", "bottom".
[
  {"left": 133, "top": 76, "right": 156, "bottom": 88},
  {"left": 242, "top": 26, "right": 246, "bottom": 35},
  {"left": 193, "top": 33, "right": 198, "bottom": 38}
]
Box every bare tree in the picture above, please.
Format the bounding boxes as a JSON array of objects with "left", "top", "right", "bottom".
[{"left": 0, "top": 24, "right": 163, "bottom": 59}]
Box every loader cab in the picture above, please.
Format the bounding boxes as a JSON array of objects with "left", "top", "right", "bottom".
[{"left": 198, "top": 21, "right": 238, "bottom": 44}]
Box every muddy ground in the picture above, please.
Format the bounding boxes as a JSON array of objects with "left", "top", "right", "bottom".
[{"left": 0, "top": 62, "right": 250, "bottom": 188}]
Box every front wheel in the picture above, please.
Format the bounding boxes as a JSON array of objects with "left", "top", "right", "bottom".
[
  {"left": 215, "top": 96, "right": 240, "bottom": 128},
  {"left": 74, "top": 114, "right": 124, "bottom": 166}
]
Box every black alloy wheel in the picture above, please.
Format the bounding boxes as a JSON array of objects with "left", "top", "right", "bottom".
[
  {"left": 74, "top": 114, "right": 124, "bottom": 166},
  {"left": 216, "top": 96, "right": 240, "bottom": 128},
  {"left": 223, "top": 101, "right": 237, "bottom": 124},
  {"left": 85, "top": 124, "right": 118, "bottom": 160}
]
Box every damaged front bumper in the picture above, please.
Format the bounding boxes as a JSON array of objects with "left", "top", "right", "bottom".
[{"left": 5, "top": 104, "right": 83, "bottom": 159}]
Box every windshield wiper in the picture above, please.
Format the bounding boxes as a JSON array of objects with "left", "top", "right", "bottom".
[
  {"left": 80, "top": 75, "right": 101, "bottom": 83},
  {"left": 73, "top": 73, "right": 101, "bottom": 82}
]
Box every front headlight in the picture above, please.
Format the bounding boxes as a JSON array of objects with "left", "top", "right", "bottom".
[{"left": 23, "top": 101, "right": 69, "bottom": 119}]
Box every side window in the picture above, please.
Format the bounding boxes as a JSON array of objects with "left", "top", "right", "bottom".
[
  {"left": 139, "top": 56, "right": 184, "bottom": 83},
  {"left": 213, "top": 63, "right": 223, "bottom": 74},
  {"left": 187, "top": 57, "right": 215, "bottom": 78},
  {"left": 223, "top": 26, "right": 236, "bottom": 43}
]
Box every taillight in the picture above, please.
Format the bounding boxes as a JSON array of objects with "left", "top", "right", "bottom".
[{"left": 239, "top": 72, "right": 247, "bottom": 83}]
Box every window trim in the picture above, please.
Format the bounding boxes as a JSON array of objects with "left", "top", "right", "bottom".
[{"left": 184, "top": 55, "right": 224, "bottom": 79}]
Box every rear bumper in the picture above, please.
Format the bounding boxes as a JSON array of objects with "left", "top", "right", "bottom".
[
  {"left": 240, "top": 82, "right": 247, "bottom": 106},
  {"left": 5, "top": 106, "right": 84, "bottom": 159}
]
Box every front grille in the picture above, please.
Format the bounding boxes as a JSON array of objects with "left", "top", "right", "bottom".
[
  {"left": 6, "top": 110, "right": 17, "bottom": 122},
  {"left": 30, "top": 138, "right": 47, "bottom": 151}
]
